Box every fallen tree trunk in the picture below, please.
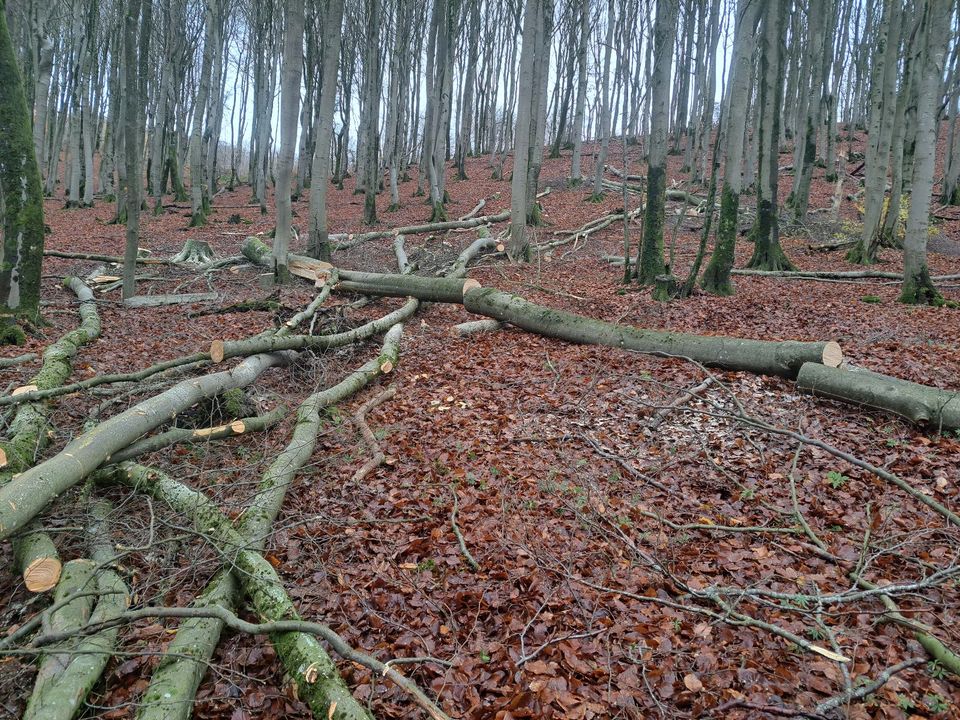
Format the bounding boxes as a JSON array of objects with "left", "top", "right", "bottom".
[
  {"left": 122, "top": 292, "right": 219, "bottom": 308},
  {"left": 42, "top": 250, "right": 170, "bottom": 264},
  {"left": 2, "top": 278, "right": 101, "bottom": 592},
  {"left": 796, "top": 363, "right": 960, "bottom": 432},
  {"left": 27, "top": 559, "right": 96, "bottom": 698},
  {"left": 108, "top": 406, "right": 288, "bottom": 464},
  {"left": 134, "top": 325, "right": 403, "bottom": 720},
  {"left": 0, "top": 352, "right": 37, "bottom": 369},
  {"left": 0, "top": 352, "right": 289, "bottom": 541},
  {"left": 461, "top": 288, "right": 842, "bottom": 379},
  {"left": 449, "top": 319, "right": 504, "bottom": 337},
  {"left": 97, "top": 462, "right": 374, "bottom": 720},
  {"left": 337, "top": 270, "right": 480, "bottom": 304},
  {"left": 23, "top": 502, "right": 129, "bottom": 720},
  {"left": 330, "top": 210, "right": 510, "bottom": 251},
  {"left": 446, "top": 229, "right": 501, "bottom": 278},
  {"left": 604, "top": 256, "right": 960, "bottom": 284},
  {"left": 208, "top": 298, "right": 418, "bottom": 364},
  {"left": 458, "top": 198, "right": 486, "bottom": 221}
]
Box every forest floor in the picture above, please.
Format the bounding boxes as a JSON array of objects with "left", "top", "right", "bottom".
[{"left": 2, "top": 132, "right": 960, "bottom": 720}]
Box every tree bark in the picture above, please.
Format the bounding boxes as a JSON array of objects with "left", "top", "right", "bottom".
[
  {"left": 797, "top": 363, "right": 960, "bottom": 432},
  {"left": 0, "top": 0, "right": 45, "bottom": 324},
  {"left": 461, "top": 287, "right": 841, "bottom": 379}
]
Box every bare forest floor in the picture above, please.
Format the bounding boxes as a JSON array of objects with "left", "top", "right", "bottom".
[{"left": 2, "top": 130, "right": 960, "bottom": 720}]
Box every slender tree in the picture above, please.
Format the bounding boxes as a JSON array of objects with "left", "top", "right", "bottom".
[
  {"left": 901, "top": 0, "right": 953, "bottom": 304},
  {"left": 637, "top": 0, "right": 678, "bottom": 286},
  {"left": 747, "top": 0, "right": 794, "bottom": 271},
  {"left": 274, "top": 0, "right": 305, "bottom": 278},
  {"left": 700, "top": 0, "right": 761, "bottom": 296}
]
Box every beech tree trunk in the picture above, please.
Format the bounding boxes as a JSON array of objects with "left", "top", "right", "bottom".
[
  {"left": 638, "top": 0, "right": 677, "bottom": 285},
  {"left": 0, "top": 0, "right": 45, "bottom": 325}
]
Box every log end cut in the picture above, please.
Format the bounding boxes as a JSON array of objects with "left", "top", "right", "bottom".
[
  {"left": 23, "top": 556, "right": 62, "bottom": 593},
  {"left": 462, "top": 279, "right": 482, "bottom": 297},
  {"left": 210, "top": 340, "right": 225, "bottom": 363},
  {"left": 822, "top": 341, "right": 843, "bottom": 368}
]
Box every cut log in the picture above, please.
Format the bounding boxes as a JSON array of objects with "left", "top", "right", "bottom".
[
  {"left": 107, "top": 405, "right": 288, "bottom": 464},
  {"left": 207, "top": 298, "right": 417, "bottom": 365},
  {"left": 796, "top": 363, "right": 960, "bottom": 431},
  {"left": 462, "top": 288, "right": 842, "bottom": 379},
  {"left": 97, "top": 462, "right": 373, "bottom": 720},
  {"left": 0, "top": 352, "right": 289, "bottom": 541},
  {"left": 14, "top": 529, "right": 61, "bottom": 592},
  {"left": 337, "top": 270, "right": 478, "bottom": 303},
  {"left": 123, "top": 292, "right": 219, "bottom": 308},
  {"left": 449, "top": 318, "right": 504, "bottom": 337},
  {"left": 26, "top": 559, "right": 96, "bottom": 710},
  {"left": 131, "top": 326, "right": 403, "bottom": 720},
  {"left": 23, "top": 501, "right": 129, "bottom": 720}
]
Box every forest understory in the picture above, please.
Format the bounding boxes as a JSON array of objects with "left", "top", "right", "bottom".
[{"left": 2, "top": 135, "right": 960, "bottom": 720}]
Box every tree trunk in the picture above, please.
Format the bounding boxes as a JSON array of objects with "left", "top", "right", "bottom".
[
  {"left": 0, "top": 0, "right": 45, "bottom": 326},
  {"left": 307, "top": 0, "right": 345, "bottom": 260},
  {"left": 900, "top": 0, "right": 952, "bottom": 304},
  {"left": 700, "top": 0, "right": 761, "bottom": 296},
  {"left": 569, "top": 0, "right": 590, "bottom": 184},
  {"left": 638, "top": 0, "right": 677, "bottom": 285},
  {"left": 274, "top": 0, "right": 305, "bottom": 278},
  {"left": 797, "top": 363, "right": 960, "bottom": 432}
]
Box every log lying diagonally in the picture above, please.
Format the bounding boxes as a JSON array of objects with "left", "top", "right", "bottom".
[
  {"left": 329, "top": 209, "right": 510, "bottom": 250},
  {"left": 242, "top": 238, "right": 843, "bottom": 380},
  {"left": 0, "top": 352, "right": 290, "bottom": 541},
  {"left": 130, "top": 325, "right": 404, "bottom": 720},
  {"left": 23, "top": 501, "right": 129, "bottom": 720},
  {"left": 2, "top": 278, "right": 101, "bottom": 593}
]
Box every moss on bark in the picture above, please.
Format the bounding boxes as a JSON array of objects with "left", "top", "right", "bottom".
[
  {"left": 700, "top": 183, "right": 739, "bottom": 296},
  {"left": 638, "top": 163, "right": 666, "bottom": 285},
  {"left": 0, "top": 1, "right": 45, "bottom": 321}
]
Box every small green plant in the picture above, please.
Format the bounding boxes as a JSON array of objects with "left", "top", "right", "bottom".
[
  {"left": 415, "top": 558, "right": 436, "bottom": 573},
  {"left": 926, "top": 693, "right": 950, "bottom": 714},
  {"left": 860, "top": 294, "right": 882, "bottom": 304},
  {"left": 479, "top": 650, "right": 491, "bottom": 663},
  {"left": 896, "top": 694, "right": 916, "bottom": 712},
  {"left": 672, "top": 618, "right": 682, "bottom": 634},
  {"left": 885, "top": 438, "right": 902, "bottom": 447},
  {"left": 806, "top": 625, "right": 823, "bottom": 640},
  {"left": 928, "top": 660, "right": 947, "bottom": 679},
  {"left": 739, "top": 488, "right": 755, "bottom": 501},
  {"left": 826, "top": 471, "right": 850, "bottom": 489}
]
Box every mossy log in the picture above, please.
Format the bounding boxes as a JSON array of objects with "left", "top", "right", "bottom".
[
  {"left": 796, "top": 363, "right": 960, "bottom": 431},
  {"left": 336, "top": 270, "right": 480, "bottom": 304},
  {"left": 23, "top": 502, "right": 129, "bottom": 720},
  {"left": 2, "top": 278, "right": 100, "bottom": 592},
  {"left": 96, "top": 462, "right": 373, "bottom": 720},
  {"left": 461, "top": 288, "right": 842, "bottom": 379},
  {"left": 25, "top": 560, "right": 96, "bottom": 711},
  {"left": 446, "top": 229, "right": 500, "bottom": 279},
  {"left": 0, "top": 352, "right": 288, "bottom": 541},
  {"left": 108, "top": 405, "right": 289, "bottom": 464},
  {"left": 134, "top": 325, "right": 402, "bottom": 720}
]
